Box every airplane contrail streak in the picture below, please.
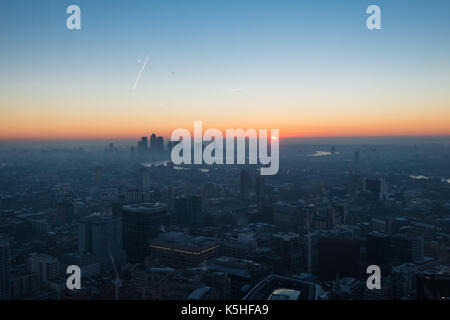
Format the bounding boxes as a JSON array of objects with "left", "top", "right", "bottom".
[{"left": 132, "top": 53, "right": 151, "bottom": 91}]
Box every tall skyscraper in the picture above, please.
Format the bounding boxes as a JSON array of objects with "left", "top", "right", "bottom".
[
  {"left": 140, "top": 136, "right": 148, "bottom": 152},
  {"left": 156, "top": 136, "right": 164, "bottom": 152},
  {"left": 150, "top": 133, "right": 157, "bottom": 149},
  {"left": 78, "top": 215, "right": 124, "bottom": 270},
  {"left": 173, "top": 195, "right": 203, "bottom": 227},
  {"left": 0, "top": 236, "right": 11, "bottom": 300},
  {"left": 363, "top": 177, "right": 388, "bottom": 200},
  {"left": 122, "top": 203, "right": 168, "bottom": 262}
]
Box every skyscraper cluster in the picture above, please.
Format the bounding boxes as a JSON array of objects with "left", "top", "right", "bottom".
[{"left": 137, "top": 133, "right": 165, "bottom": 154}]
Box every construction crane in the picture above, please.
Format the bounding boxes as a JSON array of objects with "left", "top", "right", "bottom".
[{"left": 107, "top": 244, "right": 122, "bottom": 300}]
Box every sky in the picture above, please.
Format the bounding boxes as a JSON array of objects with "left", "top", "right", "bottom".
[{"left": 0, "top": 0, "right": 450, "bottom": 140}]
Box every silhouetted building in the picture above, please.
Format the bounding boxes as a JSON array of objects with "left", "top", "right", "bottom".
[
  {"left": 78, "top": 215, "right": 125, "bottom": 270},
  {"left": 140, "top": 136, "right": 148, "bottom": 152},
  {"left": 318, "top": 237, "right": 361, "bottom": 280},
  {"left": 156, "top": 136, "right": 164, "bottom": 152},
  {"left": 55, "top": 201, "right": 75, "bottom": 225},
  {"left": 122, "top": 203, "right": 167, "bottom": 262},
  {"left": 391, "top": 233, "right": 424, "bottom": 263},
  {"left": 173, "top": 195, "right": 203, "bottom": 227},
  {"left": 150, "top": 133, "right": 157, "bottom": 149},
  {"left": 364, "top": 178, "right": 388, "bottom": 201},
  {"left": 367, "top": 232, "right": 391, "bottom": 267},
  {"left": 271, "top": 233, "right": 301, "bottom": 271}
]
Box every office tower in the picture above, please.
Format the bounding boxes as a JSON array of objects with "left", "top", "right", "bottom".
[
  {"left": 0, "top": 236, "right": 10, "bottom": 300},
  {"left": 271, "top": 233, "right": 301, "bottom": 270},
  {"left": 122, "top": 203, "right": 168, "bottom": 262},
  {"left": 156, "top": 136, "right": 164, "bottom": 151},
  {"left": 56, "top": 201, "right": 75, "bottom": 225},
  {"left": 391, "top": 233, "right": 424, "bottom": 263},
  {"left": 304, "top": 233, "right": 320, "bottom": 273},
  {"left": 240, "top": 170, "right": 251, "bottom": 199},
  {"left": 317, "top": 237, "right": 361, "bottom": 280},
  {"left": 366, "top": 231, "right": 391, "bottom": 266},
  {"left": 150, "top": 133, "right": 157, "bottom": 149},
  {"left": 139, "top": 167, "right": 151, "bottom": 191},
  {"left": 363, "top": 177, "right": 388, "bottom": 200},
  {"left": 173, "top": 195, "right": 203, "bottom": 227},
  {"left": 140, "top": 136, "right": 148, "bottom": 152},
  {"left": 27, "top": 253, "right": 59, "bottom": 283},
  {"left": 78, "top": 215, "right": 124, "bottom": 270}
]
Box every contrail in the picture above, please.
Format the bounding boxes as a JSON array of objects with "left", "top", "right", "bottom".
[{"left": 132, "top": 53, "right": 151, "bottom": 91}]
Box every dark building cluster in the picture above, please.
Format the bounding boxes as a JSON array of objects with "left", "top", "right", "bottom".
[{"left": 0, "top": 137, "right": 449, "bottom": 300}]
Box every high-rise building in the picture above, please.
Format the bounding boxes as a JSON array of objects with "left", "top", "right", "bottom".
[
  {"left": 391, "top": 233, "right": 424, "bottom": 263},
  {"left": 156, "top": 136, "right": 164, "bottom": 152},
  {"left": 78, "top": 215, "right": 124, "bottom": 269},
  {"left": 363, "top": 177, "right": 388, "bottom": 200},
  {"left": 150, "top": 133, "right": 157, "bottom": 149},
  {"left": 0, "top": 236, "right": 10, "bottom": 300},
  {"left": 122, "top": 202, "right": 168, "bottom": 262},
  {"left": 140, "top": 136, "right": 148, "bottom": 152},
  {"left": 366, "top": 231, "right": 391, "bottom": 267},
  {"left": 271, "top": 232, "right": 301, "bottom": 270},
  {"left": 317, "top": 237, "right": 361, "bottom": 280},
  {"left": 55, "top": 201, "right": 75, "bottom": 225},
  {"left": 173, "top": 195, "right": 203, "bottom": 227}
]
